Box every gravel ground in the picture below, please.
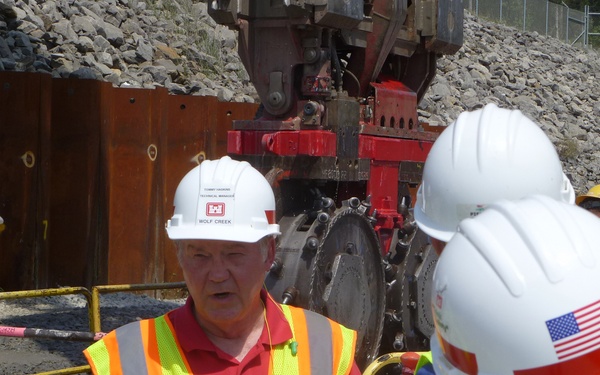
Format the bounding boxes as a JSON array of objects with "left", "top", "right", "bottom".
[{"left": 0, "top": 293, "right": 187, "bottom": 375}]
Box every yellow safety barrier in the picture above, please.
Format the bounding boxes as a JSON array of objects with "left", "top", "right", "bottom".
[
  {"left": 90, "top": 281, "right": 187, "bottom": 333},
  {"left": 0, "top": 287, "right": 95, "bottom": 331},
  {"left": 0, "top": 282, "right": 187, "bottom": 375},
  {"left": 35, "top": 365, "right": 91, "bottom": 375}
]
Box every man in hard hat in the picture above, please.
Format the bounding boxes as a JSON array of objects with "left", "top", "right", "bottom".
[
  {"left": 414, "top": 103, "right": 575, "bottom": 255},
  {"left": 576, "top": 184, "right": 600, "bottom": 218},
  {"left": 429, "top": 195, "right": 600, "bottom": 374},
  {"left": 395, "top": 104, "right": 577, "bottom": 375},
  {"left": 84, "top": 156, "right": 360, "bottom": 374},
  {"left": 375, "top": 195, "right": 600, "bottom": 375}
]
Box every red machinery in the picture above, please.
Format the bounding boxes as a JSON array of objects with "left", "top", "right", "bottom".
[{"left": 207, "top": 0, "right": 463, "bottom": 369}]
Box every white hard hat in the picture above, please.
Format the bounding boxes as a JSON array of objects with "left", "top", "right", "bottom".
[
  {"left": 414, "top": 103, "right": 575, "bottom": 242},
  {"left": 166, "top": 156, "right": 280, "bottom": 242},
  {"left": 431, "top": 195, "right": 600, "bottom": 375}
]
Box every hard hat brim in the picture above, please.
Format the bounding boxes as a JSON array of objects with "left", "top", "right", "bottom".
[
  {"left": 414, "top": 204, "right": 455, "bottom": 243},
  {"left": 576, "top": 194, "right": 599, "bottom": 205},
  {"left": 166, "top": 224, "right": 280, "bottom": 243}
]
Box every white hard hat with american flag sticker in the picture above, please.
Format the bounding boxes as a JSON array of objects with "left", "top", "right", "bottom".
[{"left": 430, "top": 194, "right": 600, "bottom": 375}]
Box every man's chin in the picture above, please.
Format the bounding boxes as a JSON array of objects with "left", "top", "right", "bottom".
[{"left": 203, "top": 302, "right": 242, "bottom": 321}]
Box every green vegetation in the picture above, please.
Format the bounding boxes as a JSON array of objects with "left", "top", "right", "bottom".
[
  {"left": 556, "top": 0, "right": 600, "bottom": 10},
  {"left": 553, "top": 0, "right": 600, "bottom": 47},
  {"left": 470, "top": 0, "right": 600, "bottom": 49},
  {"left": 557, "top": 138, "right": 580, "bottom": 160},
  {"left": 139, "top": 0, "right": 226, "bottom": 78}
]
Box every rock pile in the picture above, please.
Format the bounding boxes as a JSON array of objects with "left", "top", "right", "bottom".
[
  {"left": 420, "top": 12, "right": 600, "bottom": 195},
  {"left": 1, "top": 1, "right": 599, "bottom": 193},
  {"left": 0, "top": 0, "right": 255, "bottom": 102}
]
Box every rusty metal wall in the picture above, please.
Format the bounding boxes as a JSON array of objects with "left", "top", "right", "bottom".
[
  {"left": 0, "top": 72, "right": 52, "bottom": 291},
  {"left": 161, "top": 94, "right": 218, "bottom": 285},
  {"left": 0, "top": 71, "right": 259, "bottom": 291},
  {"left": 48, "top": 78, "right": 109, "bottom": 289},
  {"left": 103, "top": 87, "right": 165, "bottom": 286}
]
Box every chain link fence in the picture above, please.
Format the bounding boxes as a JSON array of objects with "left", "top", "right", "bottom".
[{"left": 463, "top": 0, "right": 600, "bottom": 49}]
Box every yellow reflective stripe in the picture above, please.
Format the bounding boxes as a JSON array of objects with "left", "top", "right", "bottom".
[
  {"left": 277, "top": 304, "right": 356, "bottom": 375},
  {"left": 277, "top": 304, "right": 301, "bottom": 375},
  {"left": 155, "top": 315, "right": 191, "bottom": 374},
  {"left": 84, "top": 338, "right": 109, "bottom": 375},
  {"left": 336, "top": 324, "right": 357, "bottom": 375}
]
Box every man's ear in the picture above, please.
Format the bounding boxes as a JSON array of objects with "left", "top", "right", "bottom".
[{"left": 265, "top": 236, "right": 276, "bottom": 267}]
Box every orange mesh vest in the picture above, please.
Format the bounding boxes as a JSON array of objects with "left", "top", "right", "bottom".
[{"left": 84, "top": 304, "right": 356, "bottom": 375}]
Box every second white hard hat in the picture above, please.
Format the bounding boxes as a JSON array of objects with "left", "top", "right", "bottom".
[
  {"left": 414, "top": 103, "right": 575, "bottom": 242},
  {"left": 166, "top": 156, "right": 280, "bottom": 243},
  {"left": 431, "top": 195, "right": 600, "bottom": 375}
]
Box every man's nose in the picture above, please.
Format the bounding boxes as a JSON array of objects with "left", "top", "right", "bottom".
[{"left": 207, "top": 256, "right": 230, "bottom": 282}]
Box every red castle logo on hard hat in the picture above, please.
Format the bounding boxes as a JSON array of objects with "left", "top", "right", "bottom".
[
  {"left": 206, "top": 203, "right": 225, "bottom": 216},
  {"left": 265, "top": 210, "right": 275, "bottom": 224}
]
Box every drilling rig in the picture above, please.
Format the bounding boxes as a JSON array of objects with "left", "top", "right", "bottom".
[{"left": 206, "top": 0, "right": 463, "bottom": 369}]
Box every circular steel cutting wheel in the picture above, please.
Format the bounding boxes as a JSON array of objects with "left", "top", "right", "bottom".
[
  {"left": 381, "top": 225, "right": 438, "bottom": 354},
  {"left": 309, "top": 207, "right": 385, "bottom": 369}
]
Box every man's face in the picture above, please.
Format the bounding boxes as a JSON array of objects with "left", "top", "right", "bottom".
[{"left": 178, "top": 238, "right": 274, "bottom": 330}]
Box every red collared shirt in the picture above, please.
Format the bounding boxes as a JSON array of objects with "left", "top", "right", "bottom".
[{"left": 167, "top": 290, "right": 361, "bottom": 374}]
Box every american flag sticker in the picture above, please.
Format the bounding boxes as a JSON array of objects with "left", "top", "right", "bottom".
[
  {"left": 545, "top": 299, "right": 600, "bottom": 361},
  {"left": 206, "top": 203, "right": 225, "bottom": 216}
]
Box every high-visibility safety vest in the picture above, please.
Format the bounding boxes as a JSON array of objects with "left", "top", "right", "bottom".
[
  {"left": 84, "top": 303, "right": 357, "bottom": 375},
  {"left": 415, "top": 352, "right": 435, "bottom": 375}
]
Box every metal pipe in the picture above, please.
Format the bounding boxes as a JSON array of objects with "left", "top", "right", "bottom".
[
  {"left": 523, "top": 0, "right": 527, "bottom": 32},
  {"left": 567, "top": 5, "right": 570, "bottom": 43},
  {"left": 546, "top": 0, "right": 549, "bottom": 37},
  {"left": 0, "top": 325, "right": 105, "bottom": 342},
  {"left": 34, "top": 365, "right": 92, "bottom": 375},
  {"left": 585, "top": 5, "right": 589, "bottom": 47}
]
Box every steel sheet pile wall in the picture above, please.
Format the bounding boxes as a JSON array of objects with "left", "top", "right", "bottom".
[
  {"left": 0, "top": 71, "right": 258, "bottom": 292},
  {"left": 0, "top": 72, "right": 51, "bottom": 291},
  {"left": 49, "top": 78, "right": 107, "bottom": 290}
]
